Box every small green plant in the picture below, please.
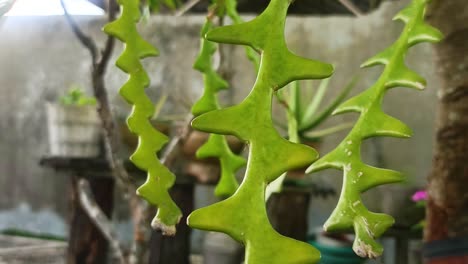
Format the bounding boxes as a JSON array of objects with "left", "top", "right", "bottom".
[{"left": 59, "top": 85, "right": 97, "bottom": 106}]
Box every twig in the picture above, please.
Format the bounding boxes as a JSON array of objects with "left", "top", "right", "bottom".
[
  {"left": 77, "top": 179, "right": 126, "bottom": 263},
  {"left": 338, "top": 0, "right": 364, "bottom": 17},
  {"left": 96, "top": 0, "right": 116, "bottom": 75},
  {"left": 162, "top": 114, "right": 193, "bottom": 166},
  {"left": 61, "top": 1, "right": 139, "bottom": 264},
  {"left": 60, "top": 0, "right": 99, "bottom": 65},
  {"left": 175, "top": 0, "right": 202, "bottom": 16},
  {"left": 62, "top": 0, "right": 132, "bottom": 189}
]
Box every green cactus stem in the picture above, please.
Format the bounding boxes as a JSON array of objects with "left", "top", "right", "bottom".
[
  {"left": 191, "top": 18, "right": 247, "bottom": 197},
  {"left": 188, "top": 0, "right": 334, "bottom": 263},
  {"left": 104, "top": 0, "right": 182, "bottom": 235},
  {"left": 307, "top": 0, "right": 442, "bottom": 258}
]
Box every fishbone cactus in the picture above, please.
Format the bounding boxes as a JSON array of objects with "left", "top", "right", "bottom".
[
  {"left": 104, "top": 0, "right": 182, "bottom": 235},
  {"left": 306, "top": 0, "right": 442, "bottom": 258},
  {"left": 191, "top": 18, "right": 247, "bottom": 197},
  {"left": 188, "top": 0, "right": 334, "bottom": 262}
]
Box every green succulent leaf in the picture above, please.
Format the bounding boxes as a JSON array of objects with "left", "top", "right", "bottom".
[
  {"left": 103, "top": 0, "right": 182, "bottom": 235},
  {"left": 225, "top": 0, "right": 261, "bottom": 71},
  {"left": 188, "top": 0, "right": 333, "bottom": 263},
  {"left": 307, "top": 0, "right": 442, "bottom": 258},
  {"left": 191, "top": 18, "right": 247, "bottom": 198},
  {"left": 299, "top": 77, "right": 358, "bottom": 133}
]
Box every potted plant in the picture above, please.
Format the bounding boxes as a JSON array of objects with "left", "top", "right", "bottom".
[
  {"left": 46, "top": 86, "right": 101, "bottom": 157},
  {"left": 265, "top": 78, "right": 355, "bottom": 241}
]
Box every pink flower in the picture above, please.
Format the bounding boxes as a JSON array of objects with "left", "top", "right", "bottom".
[{"left": 412, "top": 190, "right": 427, "bottom": 202}]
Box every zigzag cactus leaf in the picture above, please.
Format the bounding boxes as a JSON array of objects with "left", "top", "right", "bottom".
[
  {"left": 191, "top": 18, "right": 247, "bottom": 197},
  {"left": 103, "top": 0, "right": 182, "bottom": 235},
  {"left": 307, "top": 0, "right": 442, "bottom": 258},
  {"left": 188, "top": 0, "right": 333, "bottom": 262},
  {"left": 225, "top": 0, "right": 261, "bottom": 71}
]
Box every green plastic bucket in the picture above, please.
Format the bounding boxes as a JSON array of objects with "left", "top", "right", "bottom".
[{"left": 309, "top": 241, "right": 365, "bottom": 264}]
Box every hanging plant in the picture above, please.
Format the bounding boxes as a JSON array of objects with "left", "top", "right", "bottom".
[
  {"left": 191, "top": 12, "right": 248, "bottom": 197},
  {"left": 104, "top": 0, "right": 182, "bottom": 235},
  {"left": 187, "top": 0, "right": 334, "bottom": 263},
  {"left": 307, "top": 0, "right": 442, "bottom": 258}
]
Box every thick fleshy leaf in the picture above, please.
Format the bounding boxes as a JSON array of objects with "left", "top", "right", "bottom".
[
  {"left": 103, "top": 0, "right": 182, "bottom": 234},
  {"left": 307, "top": 0, "right": 442, "bottom": 257},
  {"left": 188, "top": 0, "right": 332, "bottom": 262}
]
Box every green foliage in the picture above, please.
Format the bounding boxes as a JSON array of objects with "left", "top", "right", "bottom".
[
  {"left": 277, "top": 77, "right": 357, "bottom": 142},
  {"left": 103, "top": 0, "right": 182, "bottom": 235},
  {"left": 187, "top": 0, "right": 333, "bottom": 263},
  {"left": 147, "top": 0, "right": 180, "bottom": 12},
  {"left": 307, "top": 0, "right": 442, "bottom": 258},
  {"left": 225, "top": 0, "right": 260, "bottom": 71},
  {"left": 191, "top": 18, "right": 247, "bottom": 198},
  {"left": 59, "top": 86, "right": 97, "bottom": 106}
]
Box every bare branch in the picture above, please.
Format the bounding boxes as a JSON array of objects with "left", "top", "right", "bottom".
[
  {"left": 175, "top": 0, "right": 202, "bottom": 16},
  {"left": 78, "top": 179, "right": 126, "bottom": 263},
  {"left": 96, "top": 0, "right": 117, "bottom": 75},
  {"left": 338, "top": 0, "right": 364, "bottom": 17},
  {"left": 60, "top": 0, "right": 99, "bottom": 65},
  {"left": 162, "top": 114, "right": 192, "bottom": 166}
]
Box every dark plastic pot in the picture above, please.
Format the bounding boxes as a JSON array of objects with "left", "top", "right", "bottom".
[
  {"left": 309, "top": 241, "right": 365, "bottom": 264},
  {"left": 423, "top": 237, "right": 468, "bottom": 264}
]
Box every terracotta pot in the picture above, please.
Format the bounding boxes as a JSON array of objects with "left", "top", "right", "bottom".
[
  {"left": 185, "top": 160, "right": 220, "bottom": 184},
  {"left": 182, "top": 130, "right": 245, "bottom": 183},
  {"left": 182, "top": 130, "right": 244, "bottom": 159}
]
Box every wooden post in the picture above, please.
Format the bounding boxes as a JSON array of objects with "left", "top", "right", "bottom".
[{"left": 424, "top": 1, "right": 468, "bottom": 263}]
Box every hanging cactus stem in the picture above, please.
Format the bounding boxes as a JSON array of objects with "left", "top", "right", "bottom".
[
  {"left": 191, "top": 17, "right": 247, "bottom": 198},
  {"left": 307, "top": 0, "right": 442, "bottom": 258},
  {"left": 188, "top": 0, "right": 333, "bottom": 263},
  {"left": 103, "top": 0, "right": 182, "bottom": 235}
]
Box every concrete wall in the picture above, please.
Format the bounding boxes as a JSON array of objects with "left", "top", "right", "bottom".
[{"left": 0, "top": 0, "right": 437, "bottom": 248}]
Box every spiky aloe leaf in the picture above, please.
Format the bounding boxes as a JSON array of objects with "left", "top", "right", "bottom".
[
  {"left": 307, "top": 0, "right": 442, "bottom": 258},
  {"left": 191, "top": 19, "right": 247, "bottom": 197},
  {"left": 103, "top": 0, "right": 182, "bottom": 235},
  {"left": 188, "top": 0, "right": 334, "bottom": 263}
]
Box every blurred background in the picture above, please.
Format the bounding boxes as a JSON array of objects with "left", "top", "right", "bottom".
[{"left": 0, "top": 0, "right": 462, "bottom": 263}]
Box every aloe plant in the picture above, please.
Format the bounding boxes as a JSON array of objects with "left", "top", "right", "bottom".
[
  {"left": 103, "top": 0, "right": 182, "bottom": 235},
  {"left": 191, "top": 14, "right": 247, "bottom": 198},
  {"left": 187, "top": 0, "right": 334, "bottom": 263},
  {"left": 266, "top": 79, "right": 356, "bottom": 196},
  {"left": 307, "top": 0, "right": 442, "bottom": 258},
  {"left": 276, "top": 78, "right": 357, "bottom": 142}
]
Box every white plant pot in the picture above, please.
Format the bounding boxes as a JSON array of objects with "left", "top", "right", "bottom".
[{"left": 46, "top": 103, "right": 101, "bottom": 157}]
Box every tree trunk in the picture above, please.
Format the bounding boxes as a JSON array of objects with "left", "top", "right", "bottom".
[
  {"left": 425, "top": 1, "right": 468, "bottom": 263},
  {"left": 68, "top": 176, "right": 115, "bottom": 264}
]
